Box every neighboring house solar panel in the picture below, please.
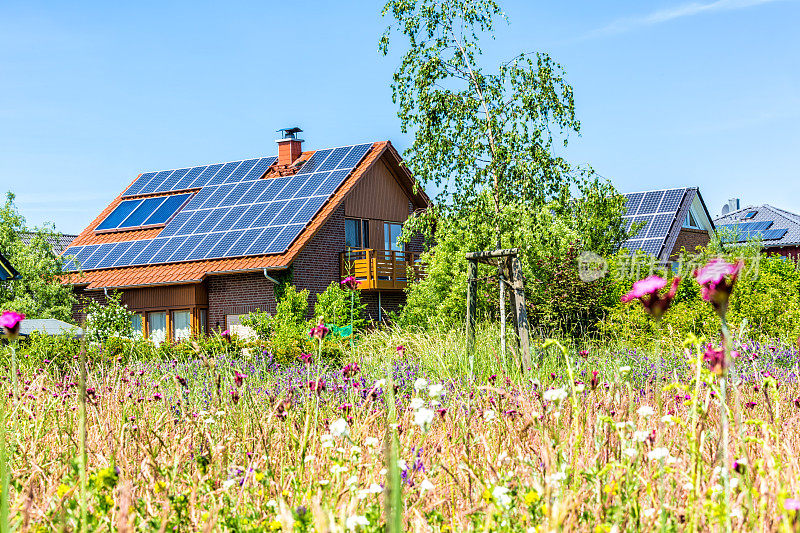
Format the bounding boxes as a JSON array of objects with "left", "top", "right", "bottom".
[
  {"left": 65, "top": 143, "right": 374, "bottom": 271},
  {"left": 742, "top": 211, "right": 757, "bottom": 220},
  {"left": 620, "top": 188, "right": 692, "bottom": 260}
]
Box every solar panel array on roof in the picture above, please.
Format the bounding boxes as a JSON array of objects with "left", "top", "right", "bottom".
[
  {"left": 95, "top": 194, "right": 193, "bottom": 231},
  {"left": 717, "top": 221, "right": 787, "bottom": 243},
  {"left": 620, "top": 188, "right": 688, "bottom": 258},
  {"left": 63, "top": 143, "right": 373, "bottom": 272}
]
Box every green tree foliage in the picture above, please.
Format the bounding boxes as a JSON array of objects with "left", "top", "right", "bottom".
[
  {"left": 241, "top": 285, "right": 312, "bottom": 363},
  {"left": 84, "top": 291, "right": 134, "bottom": 343},
  {"left": 0, "top": 192, "right": 76, "bottom": 320},
  {"left": 380, "top": 0, "right": 582, "bottom": 245},
  {"left": 313, "top": 281, "right": 366, "bottom": 331}
]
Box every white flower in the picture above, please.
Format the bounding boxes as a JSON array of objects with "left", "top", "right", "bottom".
[
  {"left": 492, "top": 486, "right": 512, "bottom": 507},
  {"left": 330, "top": 418, "right": 349, "bottom": 438},
  {"left": 266, "top": 499, "right": 278, "bottom": 508},
  {"left": 222, "top": 479, "right": 236, "bottom": 490},
  {"left": 643, "top": 508, "right": 656, "bottom": 518},
  {"left": 374, "top": 379, "right": 386, "bottom": 388},
  {"left": 397, "top": 459, "right": 408, "bottom": 471},
  {"left": 623, "top": 447, "right": 638, "bottom": 458},
  {"left": 633, "top": 430, "right": 649, "bottom": 443},
  {"left": 682, "top": 482, "right": 693, "bottom": 491},
  {"left": 546, "top": 472, "right": 567, "bottom": 484},
  {"left": 419, "top": 478, "right": 434, "bottom": 492},
  {"left": 574, "top": 383, "right": 586, "bottom": 393},
  {"left": 321, "top": 434, "right": 334, "bottom": 449},
  {"left": 364, "top": 436, "right": 380, "bottom": 447},
  {"left": 615, "top": 421, "right": 633, "bottom": 432},
  {"left": 380, "top": 468, "right": 387, "bottom": 476},
  {"left": 331, "top": 465, "right": 348, "bottom": 474},
  {"left": 345, "top": 475, "right": 358, "bottom": 487},
  {"left": 661, "top": 414, "right": 677, "bottom": 425},
  {"left": 730, "top": 477, "right": 740, "bottom": 489},
  {"left": 304, "top": 455, "right": 316, "bottom": 463},
  {"left": 414, "top": 378, "right": 428, "bottom": 391},
  {"left": 543, "top": 387, "right": 568, "bottom": 402},
  {"left": 358, "top": 483, "right": 383, "bottom": 495},
  {"left": 413, "top": 408, "right": 435, "bottom": 428},
  {"left": 319, "top": 479, "right": 330, "bottom": 486},
  {"left": 619, "top": 366, "right": 631, "bottom": 375},
  {"left": 637, "top": 405, "right": 655, "bottom": 417},
  {"left": 409, "top": 398, "right": 425, "bottom": 409},
  {"left": 428, "top": 384, "right": 444, "bottom": 397},
  {"left": 647, "top": 447, "right": 670, "bottom": 461},
  {"left": 346, "top": 515, "right": 369, "bottom": 530},
  {"left": 483, "top": 409, "right": 496, "bottom": 421}
]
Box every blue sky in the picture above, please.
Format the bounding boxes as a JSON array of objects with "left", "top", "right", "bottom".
[{"left": 1, "top": 0, "right": 797, "bottom": 234}]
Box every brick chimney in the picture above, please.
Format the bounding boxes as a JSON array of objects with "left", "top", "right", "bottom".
[{"left": 276, "top": 127, "right": 304, "bottom": 166}]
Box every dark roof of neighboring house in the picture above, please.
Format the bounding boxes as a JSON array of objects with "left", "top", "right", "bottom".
[
  {"left": 714, "top": 205, "right": 800, "bottom": 248},
  {"left": 62, "top": 141, "right": 428, "bottom": 289},
  {"left": 17, "top": 318, "right": 83, "bottom": 337},
  {"left": 0, "top": 251, "right": 21, "bottom": 281},
  {"left": 621, "top": 187, "right": 714, "bottom": 262},
  {"left": 20, "top": 232, "right": 78, "bottom": 256}
]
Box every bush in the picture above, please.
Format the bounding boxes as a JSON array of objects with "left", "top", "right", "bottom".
[
  {"left": 241, "top": 285, "right": 312, "bottom": 363},
  {"left": 313, "top": 282, "right": 366, "bottom": 332},
  {"left": 84, "top": 291, "right": 134, "bottom": 343}
]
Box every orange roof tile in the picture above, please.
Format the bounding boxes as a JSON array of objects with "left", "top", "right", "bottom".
[{"left": 64, "top": 142, "right": 393, "bottom": 290}]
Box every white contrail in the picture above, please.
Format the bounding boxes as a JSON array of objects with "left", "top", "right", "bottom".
[{"left": 586, "top": 0, "right": 790, "bottom": 38}]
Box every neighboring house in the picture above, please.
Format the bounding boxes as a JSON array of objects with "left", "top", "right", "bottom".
[
  {"left": 17, "top": 318, "right": 83, "bottom": 338},
  {"left": 621, "top": 187, "right": 715, "bottom": 262},
  {"left": 20, "top": 232, "right": 78, "bottom": 256},
  {"left": 0, "top": 251, "right": 21, "bottom": 281},
  {"left": 714, "top": 201, "right": 800, "bottom": 258},
  {"left": 62, "top": 129, "right": 429, "bottom": 343}
]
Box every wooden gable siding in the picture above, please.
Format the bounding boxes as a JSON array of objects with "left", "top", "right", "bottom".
[
  {"left": 120, "top": 283, "right": 208, "bottom": 311},
  {"left": 344, "top": 157, "right": 410, "bottom": 223}
]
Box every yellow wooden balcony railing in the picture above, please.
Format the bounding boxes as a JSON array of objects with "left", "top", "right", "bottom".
[{"left": 339, "top": 249, "right": 426, "bottom": 290}]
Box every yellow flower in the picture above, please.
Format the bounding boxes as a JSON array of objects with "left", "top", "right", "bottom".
[
  {"left": 201, "top": 512, "right": 210, "bottom": 522},
  {"left": 524, "top": 489, "right": 539, "bottom": 505},
  {"left": 268, "top": 519, "right": 282, "bottom": 531},
  {"left": 255, "top": 472, "right": 265, "bottom": 483},
  {"left": 57, "top": 484, "right": 71, "bottom": 499},
  {"left": 153, "top": 481, "right": 166, "bottom": 494},
  {"left": 603, "top": 481, "right": 618, "bottom": 496}
]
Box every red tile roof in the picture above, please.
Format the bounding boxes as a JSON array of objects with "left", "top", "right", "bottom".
[{"left": 65, "top": 141, "right": 396, "bottom": 289}]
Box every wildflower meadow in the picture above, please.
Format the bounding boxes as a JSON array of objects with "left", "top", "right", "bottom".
[{"left": 3, "top": 258, "right": 800, "bottom": 531}]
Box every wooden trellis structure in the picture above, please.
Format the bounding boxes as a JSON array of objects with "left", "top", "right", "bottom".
[{"left": 465, "top": 248, "right": 531, "bottom": 371}]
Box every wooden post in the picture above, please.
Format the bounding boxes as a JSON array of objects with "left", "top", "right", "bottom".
[
  {"left": 365, "top": 249, "right": 372, "bottom": 289},
  {"left": 466, "top": 259, "right": 477, "bottom": 356},
  {"left": 498, "top": 262, "right": 506, "bottom": 361},
  {"left": 510, "top": 256, "right": 531, "bottom": 371}
]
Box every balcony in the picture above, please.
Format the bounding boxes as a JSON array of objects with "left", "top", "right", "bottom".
[{"left": 340, "top": 249, "right": 426, "bottom": 290}]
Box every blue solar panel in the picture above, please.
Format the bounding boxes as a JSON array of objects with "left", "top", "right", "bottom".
[
  {"left": 151, "top": 236, "right": 187, "bottom": 263},
  {"left": 205, "top": 230, "right": 245, "bottom": 259},
  {"left": 61, "top": 246, "right": 83, "bottom": 271},
  {"left": 211, "top": 205, "right": 248, "bottom": 232},
  {"left": 266, "top": 224, "right": 304, "bottom": 253},
  {"left": 237, "top": 180, "right": 269, "bottom": 205},
  {"left": 70, "top": 246, "right": 97, "bottom": 270},
  {"left": 168, "top": 233, "right": 205, "bottom": 262},
  {"left": 184, "top": 186, "right": 218, "bottom": 211},
  {"left": 96, "top": 242, "right": 133, "bottom": 269},
  {"left": 206, "top": 161, "right": 242, "bottom": 186},
  {"left": 173, "top": 166, "right": 207, "bottom": 190},
  {"left": 640, "top": 239, "right": 662, "bottom": 256},
  {"left": 186, "top": 233, "right": 224, "bottom": 260},
  {"left": 154, "top": 168, "right": 190, "bottom": 193},
  {"left": 624, "top": 193, "right": 644, "bottom": 216},
  {"left": 177, "top": 210, "right": 213, "bottom": 236},
  {"left": 81, "top": 243, "right": 118, "bottom": 270},
  {"left": 637, "top": 190, "right": 665, "bottom": 215},
  {"left": 116, "top": 240, "right": 149, "bottom": 267},
  {"left": 139, "top": 170, "right": 175, "bottom": 195},
  {"left": 762, "top": 228, "right": 788, "bottom": 240},
  {"left": 120, "top": 197, "right": 167, "bottom": 228},
  {"left": 336, "top": 143, "right": 371, "bottom": 169},
  {"left": 274, "top": 176, "right": 309, "bottom": 201},
  {"left": 158, "top": 211, "right": 192, "bottom": 237},
  {"left": 647, "top": 213, "right": 674, "bottom": 239},
  {"left": 317, "top": 146, "right": 351, "bottom": 172},
  {"left": 226, "top": 228, "right": 265, "bottom": 256},
  {"left": 297, "top": 149, "right": 332, "bottom": 175},
  {"left": 192, "top": 209, "right": 225, "bottom": 234},
  {"left": 253, "top": 200, "right": 288, "bottom": 227},
  {"left": 224, "top": 159, "right": 258, "bottom": 183},
  {"left": 659, "top": 189, "right": 685, "bottom": 212},
  {"left": 271, "top": 198, "right": 307, "bottom": 226},
  {"left": 289, "top": 196, "right": 327, "bottom": 224},
  {"left": 315, "top": 169, "right": 350, "bottom": 196},
  {"left": 132, "top": 238, "right": 169, "bottom": 265},
  {"left": 742, "top": 211, "right": 757, "bottom": 220},
  {"left": 231, "top": 203, "right": 268, "bottom": 230},
  {"left": 143, "top": 193, "right": 192, "bottom": 226},
  {"left": 630, "top": 217, "right": 651, "bottom": 239},
  {"left": 124, "top": 172, "right": 157, "bottom": 197},
  {"left": 188, "top": 164, "right": 223, "bottom": 189},
  {"left": 245, "top": 227, "right": 282, "bottom": 255},
  {"left": 295, "top": 172, "right": 330, "bottom": 197},
  {"left": 95, "top": 199, "right": 144, "bottom": 231},
  {"left": 218, "top": 182, "right": 254, "bottom": 207},
  {"left": 199, "top": 185, "right": 235, "bottom": 209},
  {"left": 243, "top": 157, "right": 276, "bottom": 180},
  {"left": 255, "top": 177, "right": 290, "bottom": 203}
]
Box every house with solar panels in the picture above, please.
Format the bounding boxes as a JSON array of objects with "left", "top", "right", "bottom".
[
  {"left": 714, "top": 202, "right": 800, "bottom": 258},
  {"left": 621, "top": 187, "right": 715, "bottom": 262},
  {"left": 62, "top": 128, "right": 429, "bottom": 343}
]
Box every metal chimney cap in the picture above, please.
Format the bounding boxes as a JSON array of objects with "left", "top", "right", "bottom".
[{"left": 277, "top": 127, "right": 303, "bottom": 139}]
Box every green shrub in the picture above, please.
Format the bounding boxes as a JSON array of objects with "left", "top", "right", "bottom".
[
  {"left": 313, "top": 281, "right": 366, "bottom": 332},
  {"left": 84, "top": 291, "right": 134, "bottom": 343},
  {"left": 241, "top": 285, "right": 312, "bottom": 363}
]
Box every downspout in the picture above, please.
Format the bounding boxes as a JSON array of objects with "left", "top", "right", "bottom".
[
  {"left": 378, "top": 291, "right": 382, "bottom": 322},
  {"left": 263, "top": 268, "right": 280, "bottom": 284}
]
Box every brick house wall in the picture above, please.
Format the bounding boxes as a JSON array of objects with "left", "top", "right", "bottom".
[
  {"left": 670, "top": 228, "right": 711, "bottom": 259},
  {"left": 71, "top": 287, "right": 108, "bottom": 324},
  {"left": 207, "top": 272, "right": 276, "bottom": 331}
]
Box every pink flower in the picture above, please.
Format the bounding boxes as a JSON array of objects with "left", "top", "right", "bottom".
[
  {"left": 579, "top": 350, "right": 589, "bottom": 358},
  {"left": 342, "top": 362, "right": 360, "bottom": 379},
  {"left": 299, "top": 352, "right": 313, "bottom": 364},
  {"left": 703, "top": 344, "right": 738, "bottom": 376},
  {"left": 234, "top": 372, "right": 247, "bottom": 388},
  {"left": 396, "top": 345, "right": 406, "bottom": 357},
  {"left": 341, "top": 276, "right": 360, "bottom": 290},
  {"left": 786, "top": 498, "right": 800, "bottom": 511},
  {"left": 0, "top": 311, "right": 25, "bottom": 340},
  {"left": 621, "top": 276, "right": 681, "bottom": 319},
  {"left": 310, "top": 319, "right": 329, "bottom": 340},
  {"left": 693, "top": 259, "right": 743, "bottom": 316},
  {"left": 220, "top": 329, "right": 231, "bottom": 342}
]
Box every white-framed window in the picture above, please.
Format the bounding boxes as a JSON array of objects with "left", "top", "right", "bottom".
[
  {"left": 683, "top": 208, "right": 701, "bottom": 229},
  {"left": 172, "top": 310, "right": 191, "bottom": 342},
  {"left": 131, "top": 314, "right": 143, "bottom": 338},
  {"left": 148, "top": 311, "right": 167, "bottom": 346}
]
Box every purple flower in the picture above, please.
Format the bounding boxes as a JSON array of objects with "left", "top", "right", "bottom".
[
  {"left": 693, "top": 259, "right": 743, "bottom": 316},
  {"left": 0, "top": 311, "right": 24, "bottom": 340},
  {"left": 342, "top": 363, "right": 360, "bottom": 379},
  {"left": 310, "top": 322, "right": 329, "bottom": 340},
  {"left": 175, "top": 375, "right": 188, "bottom": 388},
  {"left": 299, "top": 353, "right": 313, "bottom": 364},
  {"left": 234, "top": 372, "right": 246, "bottom": 388},
  {"left": 341, "top": 276, "right": 360, "bottom": 290},
  {"left": 621, "top": 276, "right": 680, "bottom": 319}
]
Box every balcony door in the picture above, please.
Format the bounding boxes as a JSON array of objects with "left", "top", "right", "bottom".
[{"left": 345, "top": 218, "right": 370, "bottom": 250}]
